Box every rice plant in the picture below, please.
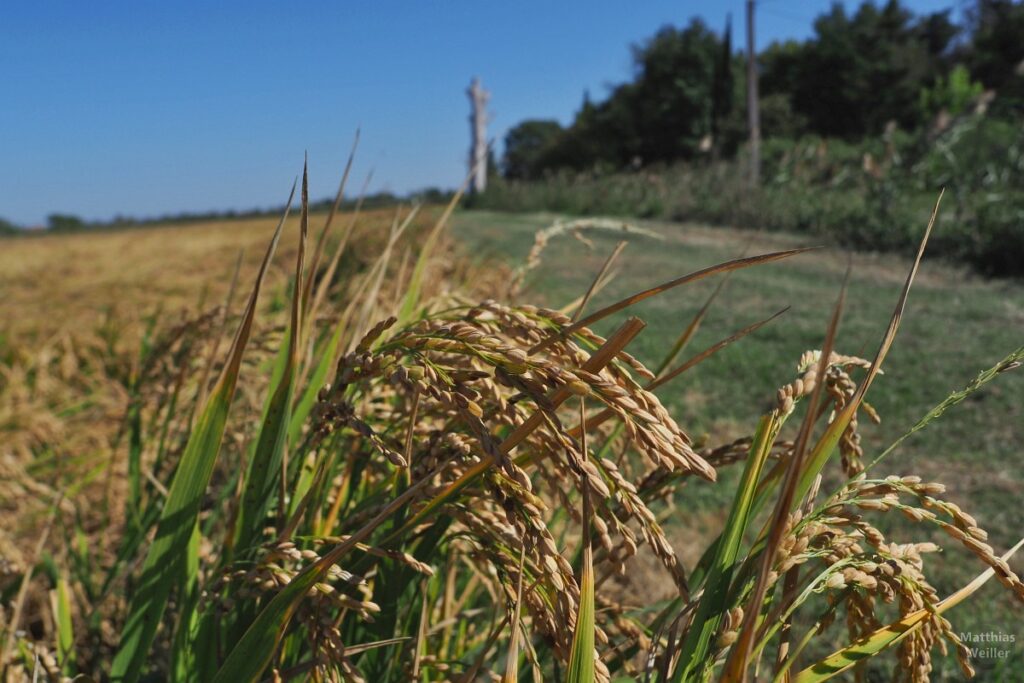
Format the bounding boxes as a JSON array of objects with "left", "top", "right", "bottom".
[{"left": 1, "top": 159, "right": 1022, "bottom": 683}]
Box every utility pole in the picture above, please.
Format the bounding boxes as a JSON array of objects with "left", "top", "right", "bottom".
[
  {"left": 467, "top": 77, "right": 490, "bottom": 194},
  {"left": 746, "top": 0, "right": 761, "bottom": 187}
]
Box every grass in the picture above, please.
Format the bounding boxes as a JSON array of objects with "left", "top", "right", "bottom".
[
  {"left": 2, "top": 170, "right": 1023, "bottom": 683},
  {"left": 453, "top": 208, "right": 1024, "bottom": 678}
]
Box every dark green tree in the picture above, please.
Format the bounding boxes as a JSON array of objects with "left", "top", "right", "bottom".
[
  {"left": 628, "top": 20, "right": 720, "bottom": 162},
  {"left": 531, "top": 18, "right": 726, "bottom": 173},
  {"left": 758, "top": 41, "right": 810, "bottom": 138},
  {"left": 501, "top": 120, "right": 564, "bottom": 179},
  {"left": 965, "top": 0, "right": 1024, "bottom": 112},
  {"left": 710, "top": 15, "right": 735, "bottom": 154},
  {"left": 47, "top": 214, "right": 86, "bottom": 232},
  {"left": 762, "top": 1, "right": 956, "bottom": 137}
]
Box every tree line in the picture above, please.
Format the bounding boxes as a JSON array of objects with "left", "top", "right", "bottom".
[
  {"left": 0, "top": 188, "right": 455, "bottom": 235},
  {"left": 499, "top": 0, "right": 1024, "bottom": 180}
]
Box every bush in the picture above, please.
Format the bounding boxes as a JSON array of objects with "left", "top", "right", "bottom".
[{"left": 477, "top": 120, "right": 1024, "bottom": 277}]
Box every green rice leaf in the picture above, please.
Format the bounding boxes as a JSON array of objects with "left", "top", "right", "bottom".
[
  {"left": 235, "top": 164, "right": 309, "bottom": 554},
  {"left": 567, "top": 400, "right": 596, "bottom": 683},
  {"left": 108, "top": 181, "right": 293, "bottom": 682},
  {"left": 565, "top": 542, "right": 595, "bottom": 683},
  {"left": 287, "top": 321, "right": 343, "bottom": 444},
  {"left": 673, "top": 413, "right": 779, "bottom": 682},
  {"left": 50, "top": 573, "right": 74, "bottom": 673}
]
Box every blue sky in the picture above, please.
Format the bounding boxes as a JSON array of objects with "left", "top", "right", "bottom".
[{"left": 1, "top": 1, "right": 960, "bottom": 226}]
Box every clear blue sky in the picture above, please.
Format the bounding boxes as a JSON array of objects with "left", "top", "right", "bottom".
[{"left": 1, "top": 1, "right": 959, "bottom": 226}]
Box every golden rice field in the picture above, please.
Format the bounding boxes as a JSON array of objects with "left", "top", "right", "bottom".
[{"left": 1, "top": 211, "right": 404, "bottom": 342}]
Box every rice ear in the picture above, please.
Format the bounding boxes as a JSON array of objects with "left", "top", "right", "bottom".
[
  {"left": 568, "top": 307, "right": 787, "bottom": 438},
  {"left": 503, "top": 544, "right": 529, "bottom": 683},
  {"left": 794, "top": 537, "right": 1024, "bottom": 682},
  {"left": 213, "top": 318, "right": 646, "bottom": 682}
]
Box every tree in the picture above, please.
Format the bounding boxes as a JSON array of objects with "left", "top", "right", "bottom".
[
  {"left": 628, "top": 20, "right": 721, "bottom": 162},
  {"left": 501, "top": 120, "right": 563, "bottom": 179},
  {"left": 523, "top": 18, "right": 727, "bottom": 175},
  {"left": 762, "top": 1, "right": 957, "bottom": 138},
  {"left": 710, "top": 15, "right": 735, "bottom": 154},
  {"left": 758, "top": 41, "right": 810, "bottom": 138},
  {"left": 497, "top": 0, "right": 990, "bottom": 176},
  {"left": 47, "top": 214, "right": 86, "bottom": 232},
  {"left": 965, "top": 0, "right": 1024, "bottom": 112}
]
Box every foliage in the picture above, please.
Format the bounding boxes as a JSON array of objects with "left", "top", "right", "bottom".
[
  {"left": 499, "top": 0, "right": 984, "bottom": 180},
  {"left": 919, "top": 65, "right": 984, "bottom": 119},
  {"left": 46, "top": 213, "right": 87, "bottom": 232},
  {"left": 502, "top": 119, "right": 564, "bottom": 180},
  {"left": 505, "top": 18, "right": 730, "bottom": 174},
  {"left": 490, "top": 0, "right": 1024, "bottom": 263},
  {"left": 763, "top": 1, "right": 956, "bottom": 138},
  {"left": 964, "top": 0, "right": 1024, "bottom": 112}
]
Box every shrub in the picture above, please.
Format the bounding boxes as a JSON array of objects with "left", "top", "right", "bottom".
[{"left": 478, "top": 120, "right": 1024, "bottom": 277}]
